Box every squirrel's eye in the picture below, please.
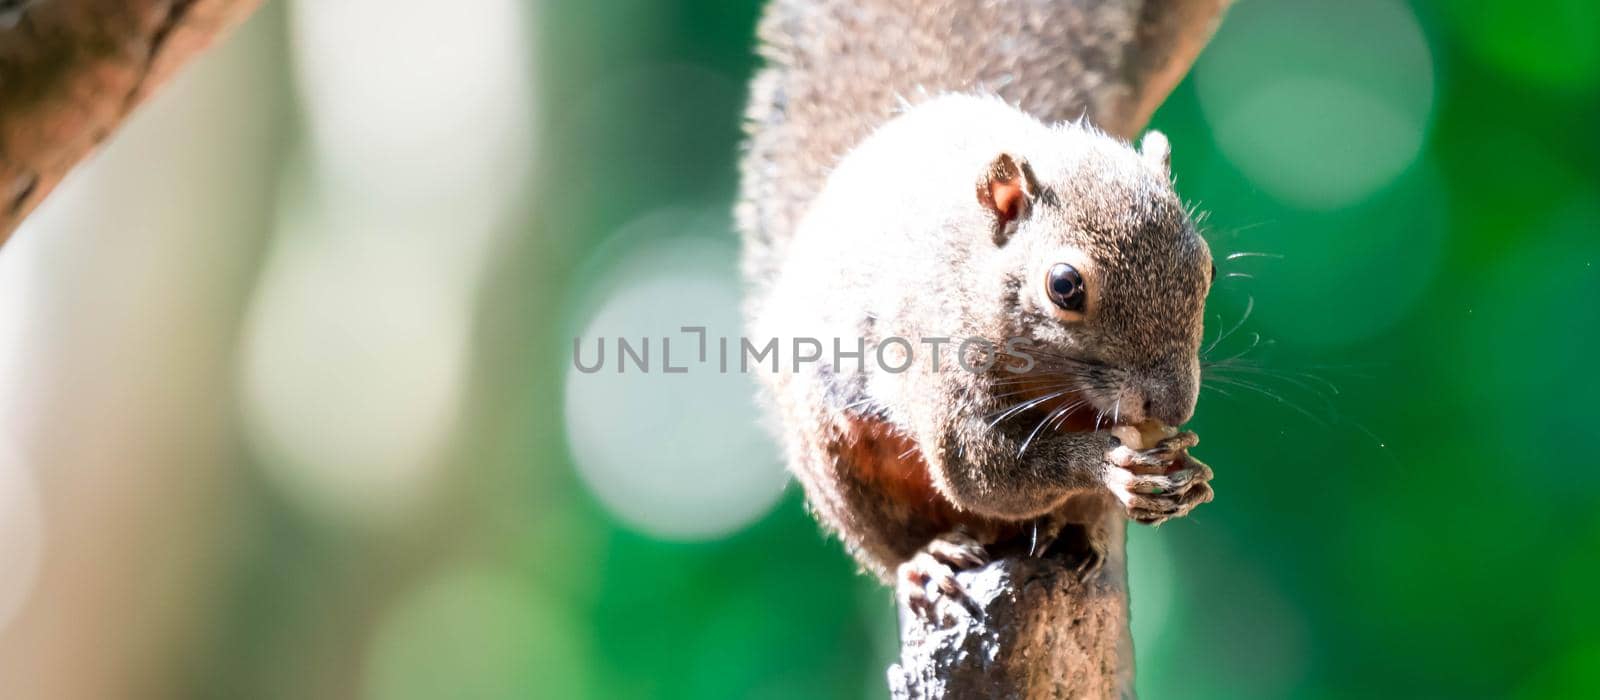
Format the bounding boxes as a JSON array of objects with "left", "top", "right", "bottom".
[{"left": 1046, "top": 263, "right": 1086, "bottom": 313}]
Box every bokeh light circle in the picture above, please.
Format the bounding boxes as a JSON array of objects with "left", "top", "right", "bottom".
[
  {"left": 363, "top": 567, "right": 586, "bottom": 700},
  {"left": 562, "top": 210, "right": 788, "bottom": 540},
  {"left": 288, "top": 0, "right": 533, "bottom": 225},
  {"left": 252, "top": 0, "right": 535, "bottom": 527},
  {"left": 1195, "top": 0, "right": 1435, "bottom": 210},
  {"left": 239, "top": 190, "right": 470, "bottom": 526}
]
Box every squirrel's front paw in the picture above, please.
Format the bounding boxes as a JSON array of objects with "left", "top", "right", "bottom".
[
  {"left": 1104, "top": 432, "right": 1214, "bottom": 525},
  {"left": 897, "top": 529, "right": 988, "bottom": 622}
]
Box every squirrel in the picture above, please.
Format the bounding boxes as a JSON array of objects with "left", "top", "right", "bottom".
[{"left": 737, "top": 0, "right": 1219, "bottom": 613}]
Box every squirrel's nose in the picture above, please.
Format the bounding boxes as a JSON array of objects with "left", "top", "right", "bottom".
[
  {"left": 1148, "top": 398, "right": 1191, "bottom": 427},
  {"left": 1125, "top": 378, "right": 1196, "bottom": 427}
]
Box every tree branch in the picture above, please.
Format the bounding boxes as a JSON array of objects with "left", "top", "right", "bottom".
[
  {"left": 890, "top": 512, "right": 1133, "bottom": 699},
  {"left": 0, "top": 0, "right": 261, "bottom": 244},
  {"left": 1107, "top": 0, "right": 1233, "bottom": 138}
]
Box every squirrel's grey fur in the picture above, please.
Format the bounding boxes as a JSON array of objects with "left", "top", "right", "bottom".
[{"left": 738, "top": 0, "right": 1216, "bottom": 583}]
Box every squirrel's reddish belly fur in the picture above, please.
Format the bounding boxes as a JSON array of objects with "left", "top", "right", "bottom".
[{"left": 840, "top": 417, "right": 998, "bottom": 548}]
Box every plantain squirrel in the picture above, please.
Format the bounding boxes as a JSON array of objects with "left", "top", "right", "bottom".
[{"left": 738, "top": 0, "right": 1218, "bottom": 612}]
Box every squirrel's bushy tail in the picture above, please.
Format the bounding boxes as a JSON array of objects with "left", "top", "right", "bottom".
[{"left": 736, "top": 0, "right": 1228, "bottom": 306}]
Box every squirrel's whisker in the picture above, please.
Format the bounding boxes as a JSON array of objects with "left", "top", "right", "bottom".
[
  {"left": 1207, "top": 362, "right": 1343, "bottom": 399},
  {"left": 986, "top": 389, "right": 1071, "bottom": 428},
  {"left": 1224, "top": 249, "right": 1283, "bottom": 261},
  {"left": 1203, "top": 375, "right": 1328, "bottom": 427},
  {"left": 1202, "top": 294, "right": 1254, "bottom": 358},
  {"left": 1018, "top": 398, "right": 1089, "bottom": 458}
]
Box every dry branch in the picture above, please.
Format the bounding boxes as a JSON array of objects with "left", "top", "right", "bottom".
[{"left": 0, "top": 0, "right": 262, "bottom": 244}]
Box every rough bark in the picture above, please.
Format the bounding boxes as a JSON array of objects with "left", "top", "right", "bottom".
[
  {"left": 0, "top": 0, "right": 262, "bottom": 244},
  {"left": 888, "top": 2, "right": 1230, "bottom": 697},
  {"left": 890, "top": 512, "right": 1134, "bottom": 700}
]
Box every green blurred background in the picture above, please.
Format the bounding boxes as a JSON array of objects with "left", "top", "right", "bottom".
[{"left": 0, "top": 0, "right": 1595, "bottom": 698}]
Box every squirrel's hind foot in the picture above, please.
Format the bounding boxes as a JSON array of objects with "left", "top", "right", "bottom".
[{"left": 897, "top": 528, "right": 989, "bottom": 622}]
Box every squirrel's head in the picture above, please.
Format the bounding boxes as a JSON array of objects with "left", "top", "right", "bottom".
[{"left": 974, "top": 128, "right": 1211, "bottom": 429}]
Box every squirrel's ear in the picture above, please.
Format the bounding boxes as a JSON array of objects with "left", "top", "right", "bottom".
[
  {"left": 976, "top": 152, "right": 1037, "bottom": 246},
  {"left": 1140, "top": 131, "right": 1171, "bottom": 175}
]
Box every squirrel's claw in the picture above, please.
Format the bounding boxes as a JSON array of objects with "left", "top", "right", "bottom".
[
  {"left": 1072, "top": 541, "right": 1106, "bottom": 578},
  {"left": 1103, "top": 451, "right": 1214, "bottom": 526},
  {"left": 897, "top": 529, "right": 989, "bottom": 622},
  {"left": 1153, "top": 430, "right": 1200, "bottom": 454}
]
